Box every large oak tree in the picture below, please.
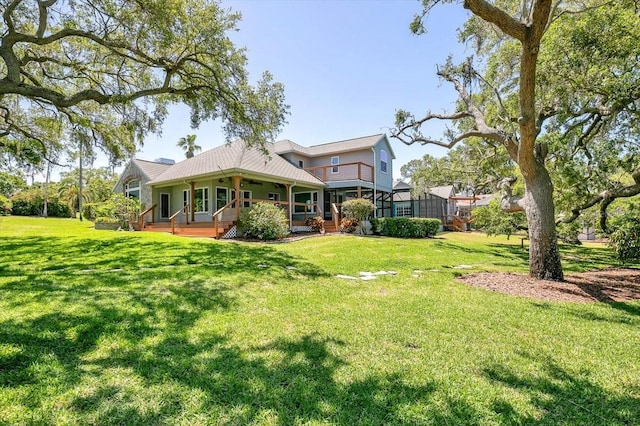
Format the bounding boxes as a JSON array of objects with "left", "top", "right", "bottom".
[
  {"left": 0, "top": 0, "right": 287, "bottom": 167},
  {"left": 393, "top": 0, "right": 640, "bottom": 280}
]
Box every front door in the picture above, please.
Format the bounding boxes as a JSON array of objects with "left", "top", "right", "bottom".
[
  {"left": 324, "top": 191, "right": 332, "bottom": 220},
  {"left": 160, "top": 193, "right": 170, "bottom": 219},
  {"left": 324, "top": 191, "right": 343, "bottom": 220}
]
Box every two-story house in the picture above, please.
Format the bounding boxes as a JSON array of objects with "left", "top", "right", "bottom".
[
  {"left": 273, "top": 134, "right": 395, "bottom": 220},
  {"left": 114, "top": 133, "right": 395, "bottom": 237}
]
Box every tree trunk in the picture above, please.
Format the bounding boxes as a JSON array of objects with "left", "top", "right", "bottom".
[
  {"left": 78, "top": 144, "right": 83, "bottom": 221},
  {"left": 43, "top": 160, "right": 51, "bottom": 218},
  {"left": 522, "top": 165, "right": 563, "bottom": 280}
]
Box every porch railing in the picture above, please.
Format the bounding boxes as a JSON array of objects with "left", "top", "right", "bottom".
[
  {"left": 170, "top": 204, "right": 189, "bottom": 234},
  {"left": 210, "top": 198, "right": 323, "bottom": 238},
  {"left": 304, "top": 162, "right": 374, "bottom": 183},
  {"left": 331, "top": 203, "right": 340, "bottom": 230},
  {"left": 138, "top": 204, "right": 156, "bottom": 229},
  {"left": 211, "top": 197, "right": 238, "bottom": 239}
]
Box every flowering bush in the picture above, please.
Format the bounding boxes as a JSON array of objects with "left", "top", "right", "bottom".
[{"left": 238, "top": 202, "right": 290, "bottom": 240}]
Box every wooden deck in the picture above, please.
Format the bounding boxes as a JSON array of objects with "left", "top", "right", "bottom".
[
  {"left": 143, "top": 221, "right": 232, "bottom": 238},
  {"left": 142, "top": 220, "right": 337, "bottom": 238}
]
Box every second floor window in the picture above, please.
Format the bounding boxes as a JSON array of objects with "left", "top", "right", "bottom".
[
  {"left": 380, "top": 150, "right": 388, "bottom": 173},
  {"left": 331, "top": 156, "right": 339, "bottom": 173}
]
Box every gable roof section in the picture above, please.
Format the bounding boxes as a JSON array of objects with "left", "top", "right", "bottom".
[
  {"left": 429, "top": 185, "right": 455, "bottom": 200},
  {"left": 272, "top": 139, "right": 311, "bottom": 156},
  {"left": 133, "top": 159, "right": 173, "bottom": 180},
  {"left": 113, "top": 158, "right": 173, "bottom": 192},
  {"left": 148, "top": 140, "right": 325, "bottom": 187},
  {"left": 393, "top": 180, "right": 413, "bottom": 191},
  {"left": 274, "top": 134, "right": 396, "bottom": 158}
]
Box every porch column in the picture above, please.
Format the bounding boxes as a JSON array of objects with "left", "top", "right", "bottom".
[
  {"left": 233, "top": 176, "right": 241, "bottom": 221},
  {"left": 284, "top": 184, "right": 292, "bottom": 226},
  {"left": 190, "top": 181, "right": 195, "bottom": 222},
  {"left": 357, "top": 186, "right": 361, "bottom": 198}
]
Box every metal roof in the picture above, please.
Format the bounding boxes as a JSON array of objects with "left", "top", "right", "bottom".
[
  {"left": 274, "top": 134, "right": 396, "bottom": 158},
  {"left": 148, "top": 139, "right": 325, "bottom": 187}
]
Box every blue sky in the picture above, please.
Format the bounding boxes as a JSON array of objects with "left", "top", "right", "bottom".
[{"left": 129, "top": 1, "right": 471, "bottom": 179}]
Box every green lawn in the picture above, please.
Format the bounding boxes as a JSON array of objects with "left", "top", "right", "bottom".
[{"left": 0, "top": 216, "right": 638, "bottom": 425}]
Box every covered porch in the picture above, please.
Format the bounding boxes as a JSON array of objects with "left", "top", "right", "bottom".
[{"left": 138, "top": 173, "right": 329, "bottom": 238}]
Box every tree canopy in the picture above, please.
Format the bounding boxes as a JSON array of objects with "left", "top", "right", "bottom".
[
  {"left": 392, "top": 0, "right": 640, "bottom": 280},
  {"left": 0, "top": 0, "right": 288, "bottom": 168}
]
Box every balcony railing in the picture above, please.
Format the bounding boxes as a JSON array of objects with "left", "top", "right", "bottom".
[{"left": 304, "top": 162, "right": 373, "bottom": 183}]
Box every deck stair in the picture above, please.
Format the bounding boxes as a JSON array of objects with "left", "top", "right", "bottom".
[
  {"left": 323, "top": 223, "right": 338, "bottom": 233},
  {"left": 442, "top": 215, "right": 472, "bottom": 232}
]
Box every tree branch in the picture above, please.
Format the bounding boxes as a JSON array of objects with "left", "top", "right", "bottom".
[
  {"left": 463, "top": 0, "right": 527, "bottom": 41},
  {"left": 556, "top": 168, "right": 640, "bottom": 231},
  {"left": 37, "top": 0, "right": 58, "bottom": 38}
]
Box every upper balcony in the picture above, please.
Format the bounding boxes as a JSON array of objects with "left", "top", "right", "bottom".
[{"left": 304, "top": 162, "right": 374, "bottom": 183}]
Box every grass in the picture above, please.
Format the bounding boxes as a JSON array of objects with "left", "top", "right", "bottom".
[{"left": 0, "top": 216, "right": 639, "bottom": 425}]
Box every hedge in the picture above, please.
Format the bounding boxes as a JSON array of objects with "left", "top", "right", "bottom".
[
  {"left": 370, "top": 217, "right": 440, "bottom": 238},
  {"left": 10, "top": 190, "right": 71, "bottom": 217}
]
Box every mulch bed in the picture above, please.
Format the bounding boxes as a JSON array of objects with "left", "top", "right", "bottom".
[{"left": 457, "top": 268, "right": 640, "bottom": 303}]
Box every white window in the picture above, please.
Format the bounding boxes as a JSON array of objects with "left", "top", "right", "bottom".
[
  {"left": 294, "top": 192, "right": 318, "bottom": 213},
  {"left": 194, "top": 187, "right": 209, "bottom": 213},
  {"left": 125, "top": 180, "right": 140, "bottom": 199},
  {"left": 380, "top": 150, "right": 388, "bottom": 173},
  {"left": 183, "top": 189, "right": 190, "bottom": 207},
  {"left": 331, "top": 156, "right": 339, "bottom": 173},
  {"left": 268, "top": 193, "right": 281, "bottom": 202},
  {"left": 395, "top": 204, "right": 412, "bottom": 217}
]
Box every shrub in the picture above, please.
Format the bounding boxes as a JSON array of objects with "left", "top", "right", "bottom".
[
  {"left": 9, "top": 187, "right": 71, "bottom": 217},
  {"left": 0, "top": 194, "right": 12, "bottom": 215},
  {"left": 369, "top": 217, "right": 383, "bottom": 234},
  {"left": 305, "top": 216, "right": 325, "bottom": 232},
  {"left": 608, "top": 215, "right": 640, "bottom": 264},
  {"left": 340, "top": 217, "right": 358, "bottom": 233},
  {"left": 472, "top": 200, "right": 527, "bottom": 239},
  {"left": 342, "top": 199, "right": 375, "bottom": 221},
  {"left": 82, "top": 202, "right": 99, "bottom": 222},
  {"left": 377, "top": 217, "right": 440, "bottom": 238},
  {"left": 10, "top": 189, "right": 42, "bottom": 216},
  {"left": 342, "top": 198, "right": 375, "bottom": 234},
  {"left": 238, "top": 202, "right": 290, "bottom": 240}
]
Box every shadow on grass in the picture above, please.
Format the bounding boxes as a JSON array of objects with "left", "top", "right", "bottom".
[
  {"left": 0, "top": 234, "right": 328, "bottom": 279},
  {"left": 484, "top": 354, "right": 640, "bottom": 425},
  {"left": 74, "top": 332, "right": 444, "bottom": 424},
  {"left": 0, "top": 306, "right": 454, "bottom": 424},
  {"left": 0, "top": 234, "right": 491, "bottom": 423}
]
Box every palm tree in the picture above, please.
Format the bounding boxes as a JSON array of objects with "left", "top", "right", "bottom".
[{"left": 177, "top": 134, "right": 201, "bottom": 159}]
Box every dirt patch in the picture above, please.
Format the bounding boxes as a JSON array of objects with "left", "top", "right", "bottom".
[{"left": 457, "top": 268, "right": 640, "bottom": 303}]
